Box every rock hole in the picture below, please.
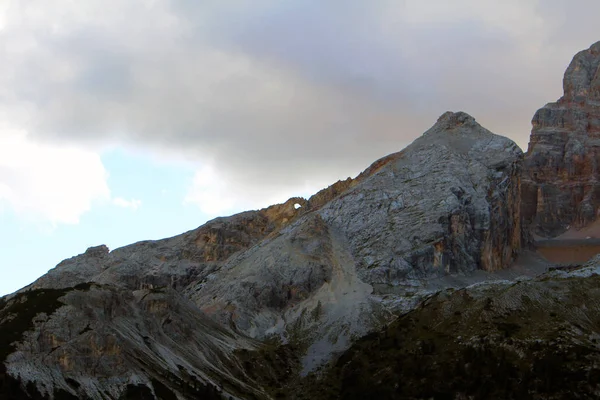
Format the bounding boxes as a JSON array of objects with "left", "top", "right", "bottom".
[{"left": 294, "top": 203, "right": 302, "bottom": 209}]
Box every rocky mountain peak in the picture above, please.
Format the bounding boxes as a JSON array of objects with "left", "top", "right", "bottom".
[
  {"left": 4, "top": 41, "right": 600, "bottom": 400},
  {"left": 523, "top": 41, "right": 600, "bottom": 237},
  {"left": 422, "top": 111, "right": 500, "bottom": 147},
  {"left": 431, "top": 111, "right": 477, "bottom": 130},
  {"left": 0, "top": 103, "right": 526, "bottom": 399},
  {"left": 562, "top": 40, "right": 600, "bottom": 102},
  {"left": 84, "top": 245, "right": 109, "bottom": 258},
  {"left": 422, "top": 111, "right": 487, "bottom": 142},
  {"left": 416, "top": 111, "right": 521, "bottom": 173}
]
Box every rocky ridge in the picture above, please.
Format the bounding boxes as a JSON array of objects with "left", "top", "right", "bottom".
[
  {"left": 1, "top": 41, "right": 600, "bottom": 399},
  {"left": 1, "top": 110, "right": 524, "bottom": 399}
]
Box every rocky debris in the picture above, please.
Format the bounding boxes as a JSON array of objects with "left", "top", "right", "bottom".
[{"left": 523, "top": 41, "right": 600, "bottom": 238}]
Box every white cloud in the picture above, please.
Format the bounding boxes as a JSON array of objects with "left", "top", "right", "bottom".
[
  {"left": 112, "top": 197, "right": 141, "bottom": 211},
  {"left": 0, "top": 0, "right": 598, "bottom": 220},
  {"left": 184, "top": 164, "right": 321, "bottom": 216},
  {"left": 0, "top": 126, "right": 109, "bottom": 224},
  {"left": 400, "top": 0, "right": 544, "bottom": 34},
  {"left": 183, "top": 165, "right": 237, "bottom": 216}
]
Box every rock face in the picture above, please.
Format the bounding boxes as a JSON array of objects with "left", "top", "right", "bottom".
[
  {"left": 188, "top": 112, "right": 523, "bottom": 370},
  {"left": 0, "top": 111, "right": 526, "bottom": 399},
  {"left": 1, "top": 284, "right": 263, "bottom": 400},
  {"left": 523, "top": 41, "right": 600, "bottom": 237},
  {"left": 314, "top": 111, "right": 522, "bottom": 279}
]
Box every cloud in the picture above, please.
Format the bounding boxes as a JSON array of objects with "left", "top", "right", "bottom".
[
  {"left": 184, "top": 164, "right": 320, "bottom": 216},
  {"left": 112, "top": 197, "right": 141, "bottom": 211},
  {"left": 0, "top": 125, "right": 109, "bottom": 224},
  {"left": 184, "top": 166, "right": 236, "bottom": 216},
  {"left": 0, "top": 0, "right": 599, "bottom": 216}
]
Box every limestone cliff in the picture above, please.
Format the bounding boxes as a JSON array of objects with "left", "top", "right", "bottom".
[{"left": 523, "top": 41, "right": 600, "bottom": 237}]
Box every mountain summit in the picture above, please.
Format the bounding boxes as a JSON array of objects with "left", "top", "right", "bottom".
[
  {"left": 2, "top": 42, "right": 600, "bottom": 399},
  {"left": 523, "top": 41, "right": 600, "bottom": 237}
]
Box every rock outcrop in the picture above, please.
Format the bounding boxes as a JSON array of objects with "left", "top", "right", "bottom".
[
  {"left": 189, "top": 110, "right": 523, "bottom": 373},
  {"left": 523, "top": 41, "right": 600, "bottom": 237},
  {"left": 0, "top": 111, "right": 526, "bottom": 399},
  {"left": 1, "top": 284, "right": 264, "bottom": 399},
  {"left": 314, "top": 111, "right": 522, "bottom": 281}
]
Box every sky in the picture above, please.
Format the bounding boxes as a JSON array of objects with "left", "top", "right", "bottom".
[{"left": 0, "top": 0, "right": 598, "bottom": 296}]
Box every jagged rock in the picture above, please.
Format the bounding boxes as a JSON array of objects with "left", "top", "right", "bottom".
[
  {"left": 30, "top": 198, "right": 310, "bottom": 293},
  {"left": 182, "top": 111, "right": 522, "bottom": 371},
  {"left": 1, "top": 284, "right": 263, "bottom": 399},
  {"left": 12, "top": 38, "right": 600, "bottom": 399},
  {"left": 0, "top": 109, "right": 529, "bottom": 398},
  {"left": 523, "top": 41, "right": 600, "bottom": 237},
  {"left": 316, "top": 111, "right": 522, "bottom": 278},
  {"left": 0, "top": 109, "right": 526, "bottom": 398}
]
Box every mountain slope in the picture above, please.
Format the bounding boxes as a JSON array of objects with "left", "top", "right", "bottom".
[
  {"left": 296, "top": 260, "right": 600, "bottom": 399},
  {"left": 0, "top": 111, "right": 526, "bottom": 398},
  {"left": 1, "top": 283, "right": 265, "bottom": 399},
  {"left": 8, "top": 40, "right": 600, "bottom": 400}
]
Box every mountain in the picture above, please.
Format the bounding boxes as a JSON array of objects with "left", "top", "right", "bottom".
[
  {"left": 523, "top": 41, "right": 600, "bottom": 238},
  {"left": 1, "top": 41, "right": 599, "bottom": 399}
]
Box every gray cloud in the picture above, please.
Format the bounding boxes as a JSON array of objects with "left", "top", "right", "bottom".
[{"left": 1, "top": 0, "right": 599, "bottom": 209}]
